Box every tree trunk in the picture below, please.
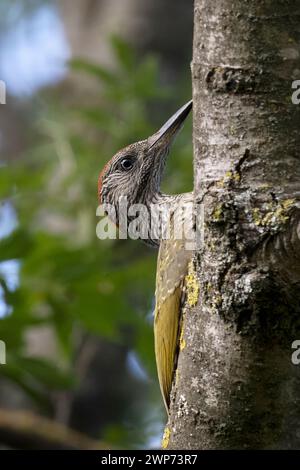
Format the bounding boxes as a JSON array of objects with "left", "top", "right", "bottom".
[{"left": 167, "top": 0, "right": 300, "bottom": 449}]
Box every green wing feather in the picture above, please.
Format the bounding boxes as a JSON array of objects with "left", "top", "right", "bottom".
[
  {"left": 154, "top": 285, "right": 182, "bottom": 410},
  {"left": 154, "top": 237, "right": 191, "bottom": 411}
]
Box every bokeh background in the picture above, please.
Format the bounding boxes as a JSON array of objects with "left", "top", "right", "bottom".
[{"left": 0, "top": 0, "right": 193, "bottom": 449}]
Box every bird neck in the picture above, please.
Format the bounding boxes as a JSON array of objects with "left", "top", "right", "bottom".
[
  {"left": 149, "top": 191, "right": 193, "bottom": 208},
  {"left": 149, "top": 191, "right": 176, "bottom": 206},
  {"left": 120, "top": 191, "right": 174, "bottom": 248},
  {"left": 139, "top": 191, "right": 194, "bottom": 247},
  {"left": 108, "top": 190, "right": 194, "bottom": 248}
]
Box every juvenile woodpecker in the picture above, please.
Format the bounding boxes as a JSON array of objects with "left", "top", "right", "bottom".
[{"left": 98, "top": 101, "right": 194, "bottom": 411}]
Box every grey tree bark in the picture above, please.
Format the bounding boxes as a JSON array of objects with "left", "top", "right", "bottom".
[{"left": 166, "top": 0, "right": 300, "bottom": 449}]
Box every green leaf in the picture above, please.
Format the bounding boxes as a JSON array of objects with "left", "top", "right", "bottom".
[
  {"left": 0, "top": 356, "right": 52, "bottom": 410},
  {"left": 70, "top": 58, "right": 117, "bottom": 85},
  {"left": 13, "top": 356, "right": 75, "bottom": 389},
  {"left": 111, "top": 36, "right": 135, "bottom": 72},
  {"left": 0, "top": 229, "right": 33, "bottom": 262}
]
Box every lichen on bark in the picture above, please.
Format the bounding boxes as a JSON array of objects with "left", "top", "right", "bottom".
[{"left": 167, "top": 0, "right": 300, "bottom": 449}]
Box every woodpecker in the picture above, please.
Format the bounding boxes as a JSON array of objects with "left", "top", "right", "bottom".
[{"left": 98, "top": 101, "right": 194, "bottom": 411}]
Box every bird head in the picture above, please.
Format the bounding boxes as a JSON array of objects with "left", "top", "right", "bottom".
[{"left": 98, "top": 100, "right": 192, "bottom": 221}]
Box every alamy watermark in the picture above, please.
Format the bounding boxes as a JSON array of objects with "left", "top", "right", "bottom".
[
  {"left": 0, "top": 340, "right": 6, "bottom": 365},
  {"left": 0, "top": 80, "right": 6, "bottom": 104},
  {"left": 96, "top": 197, "right": 205, "bottom": 251},
  {"left": 291, "top": 80, "right": 300, "bottom": 104},
  {"left": 291, "top": 340, "right": 300, "bottom": 365}
]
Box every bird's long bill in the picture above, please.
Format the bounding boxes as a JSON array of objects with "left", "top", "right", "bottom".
[{"left": 148, "top": 100, "right": 193, "bottom": 149}]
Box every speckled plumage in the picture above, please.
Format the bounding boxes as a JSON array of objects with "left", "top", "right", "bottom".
[{"left": 98, "top": 101, "right": 193, "bottom": 411}]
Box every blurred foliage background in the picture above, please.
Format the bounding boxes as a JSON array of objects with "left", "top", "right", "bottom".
[{"left": 0, "top": 0, "right": 193, "bottom": 449}]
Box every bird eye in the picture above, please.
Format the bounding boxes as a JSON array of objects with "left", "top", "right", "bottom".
[{"left": 120, "top": 157, "right": 134, "bottom": 171}]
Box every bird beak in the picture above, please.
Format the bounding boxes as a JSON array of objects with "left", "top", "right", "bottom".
[{"left": 148, "top": 100, "right": 193, "bottom": 149}]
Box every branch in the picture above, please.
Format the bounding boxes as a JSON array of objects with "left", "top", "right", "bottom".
[{"left": 0, "top": 408, "right": 110, "bottom": 450}]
